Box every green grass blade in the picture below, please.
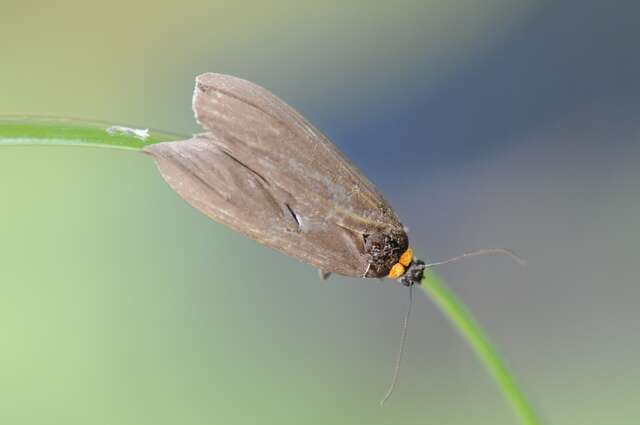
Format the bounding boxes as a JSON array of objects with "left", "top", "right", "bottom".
[
  {"left": 0, "top": 116, "right": 182, "bottom": 150},
  {"left": 420, "top": 271, "right": 541, "bottom": 425}
]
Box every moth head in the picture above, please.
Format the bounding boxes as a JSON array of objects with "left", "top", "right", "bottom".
[{"left": 363, "top": 230, "right": 409, "bottom": 278}]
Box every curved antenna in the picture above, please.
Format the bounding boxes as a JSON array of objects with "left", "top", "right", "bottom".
[
  {"left": 380, "top": 284, "right": 414, "bottom": 406},
  {"left": 424, "top": 248, "right": 527, "bottom": 268}
]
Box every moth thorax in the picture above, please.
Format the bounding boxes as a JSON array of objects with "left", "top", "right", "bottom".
[{"left": 364, "top": 230, "right": 409, "bottom": 278}]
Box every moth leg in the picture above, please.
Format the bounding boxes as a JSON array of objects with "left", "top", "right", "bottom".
[{"left": 318, "top": 270, "right": 332, "bottom": 281}]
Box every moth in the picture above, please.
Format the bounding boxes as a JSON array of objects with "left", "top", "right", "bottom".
[
  {"left": 143, "top": 74, "right": 523, "bottom": 404},
  {"left": 144, "top": 73, "right": 426, "bottom": 286}
]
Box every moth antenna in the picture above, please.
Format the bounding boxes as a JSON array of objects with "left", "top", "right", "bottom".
[
  {"left": 380, "top": 284, "right": 414, "bottom": 406},
  {"left": 423, "top": 248, "right": 526, "bottom": 269}
]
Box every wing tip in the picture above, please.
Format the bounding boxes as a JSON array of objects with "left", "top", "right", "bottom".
[
  {"left": 195, "top": 72, "right": 251, "bottom": 90},
  {"left": 195, "top": 72, "right": 218, "bottom": 89},
  {"left": 193, "top": 73, "right": 234, "bottom": 125}
]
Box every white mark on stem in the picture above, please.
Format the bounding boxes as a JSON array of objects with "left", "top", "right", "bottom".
[{"left": 106, "top": 126, "right": 150, "bottom": 141}]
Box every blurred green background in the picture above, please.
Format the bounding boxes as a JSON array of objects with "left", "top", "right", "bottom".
[{"left": 2, "top": 1, "right": 639, "bottom": 424}]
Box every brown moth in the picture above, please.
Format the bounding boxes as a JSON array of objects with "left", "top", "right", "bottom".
[{"left": 144, "top": 73, "right": 425, "bottom": 286}]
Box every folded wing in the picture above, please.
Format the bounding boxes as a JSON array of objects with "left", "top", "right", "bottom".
[{"left": 145, "top": 74, "right": 406, "bottom": 277}]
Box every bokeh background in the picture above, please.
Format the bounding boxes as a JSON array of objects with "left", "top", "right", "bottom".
[{"left": 1, "top": 1, "right": 639, "bottom": 424}]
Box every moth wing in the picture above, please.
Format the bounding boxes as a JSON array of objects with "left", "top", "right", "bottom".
[
  {"left": 192, "top": 73, "right": 404, "bottom": 237},
  {"left": 144, "top": 136, "right": 370, "bottom": 277}
]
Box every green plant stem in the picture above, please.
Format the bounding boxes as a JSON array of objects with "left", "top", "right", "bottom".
[
  {"left": 0, "top": 117, "right": 181, "bottom": 150},
  {"left": 1, "top": 116, "right": 539, "bottom": 424},
  {"left": 421, "top": 271, "right": 540, "bottom": 425}
]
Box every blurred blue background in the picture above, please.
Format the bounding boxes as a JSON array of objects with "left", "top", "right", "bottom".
[{"left": 1, "top": 1, "right": 639, "bottom": 424}]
